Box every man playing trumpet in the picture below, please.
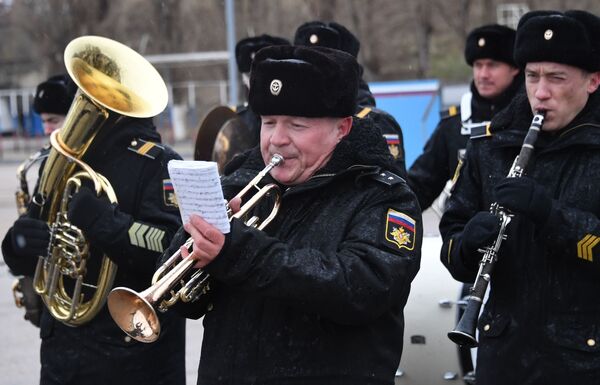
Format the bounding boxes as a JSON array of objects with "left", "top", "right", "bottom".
[{"left": 165, "top": 45, "right": 422, "bottom": 385}]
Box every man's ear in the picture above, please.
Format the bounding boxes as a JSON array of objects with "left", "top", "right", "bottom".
[
  {"left": 587, "top": 71, "right": 600, "bottom": 94},
  {"left": 510, "top": 66, "right": 520, "bottom": 78},
  {"left": 337, "top": 116, "right": 353, "bottom": 140}
]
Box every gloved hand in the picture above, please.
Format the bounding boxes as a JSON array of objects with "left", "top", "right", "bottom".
[
  {"left": 67, "top": 186, "right": 114, "bottom": 236},
  {"left": 15, "top": 276, "right": 43, "bottom": 327},
  {"left": 11, "top": 217, "right": 50, "bottom": 258},
  {"left": 459, "top": 212, "right": 501, "bottom": 268},
  {"left": 494, "top": 176, "right": 552, "bottom": 224}
]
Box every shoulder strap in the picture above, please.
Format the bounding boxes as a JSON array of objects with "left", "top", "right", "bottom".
[
  {"left": 370, "top": 170, "right": 405, "bottom": 186},
  {"left": 127, "top": 138, "right": 165, "bottom": 159}
]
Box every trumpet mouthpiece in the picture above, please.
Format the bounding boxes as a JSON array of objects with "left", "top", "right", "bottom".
[{"left": 271, "top": 154, "right": 284, "bottom": 166}]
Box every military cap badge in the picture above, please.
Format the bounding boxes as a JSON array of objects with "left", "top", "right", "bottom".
[{"left": 270, "top": 79, "right": 282, "bottom": 96}]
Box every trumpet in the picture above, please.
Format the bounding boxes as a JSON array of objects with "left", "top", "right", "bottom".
[
  {"left": 108, "top": 154, "right": 284, "bottom": 343},
  {"left": 447, "top": 111, "right": 545, "bottom": 347}
]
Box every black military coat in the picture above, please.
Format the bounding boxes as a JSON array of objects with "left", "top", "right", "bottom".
[
  {"left": 440, "top": 90, "right": 600, "bottom": 384},
  {"left": 2, "top": 118, "right": 186, "bottom": 385},
  {"left": 408, "top": 78, "right": 522, "bottom": 210},
  {"left": 166, "top": 116, "right": 421, "bottom": 385}
]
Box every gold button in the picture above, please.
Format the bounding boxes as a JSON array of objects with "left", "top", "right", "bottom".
[
  {"left": 587, "top": 338, "right": 596, "bottom": 347},
  {"left": 483, "top": 324, "right": 491, "bottom": 331}
]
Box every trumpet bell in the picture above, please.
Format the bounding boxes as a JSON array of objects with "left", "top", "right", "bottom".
[
  {"left": 107, "top": 287, "right": 160, "bottom": 343},
  {"left": 64, "top": 35, "right": 168, "bottom": 118}
]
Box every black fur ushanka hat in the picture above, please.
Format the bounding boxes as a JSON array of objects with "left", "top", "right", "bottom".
[
  {"left": 464, "top": 24, "right": 516, "bottom": 66},
  {"left": 33, "top": 74, "right": 76, "bottom": 115},
  {"left": 235, "top": 35, "right": 291, "bottom": 73},
  {"left": 514, "top": 10, "right": 600, "bottom": 71},
  {"left": 293, "top": 21, "right": 360, "bottom": 58},
  {"left": 248, "top": 45, "right": 358, "bottom": 118}
]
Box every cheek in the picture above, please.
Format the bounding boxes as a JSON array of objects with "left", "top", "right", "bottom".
[{"left": 526, "top": 84, "right": 537, "bottom": 100}]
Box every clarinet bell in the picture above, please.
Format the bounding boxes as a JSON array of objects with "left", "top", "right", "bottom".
[{"left": 447, "top": 297, "right": 481, "bottom": 348}]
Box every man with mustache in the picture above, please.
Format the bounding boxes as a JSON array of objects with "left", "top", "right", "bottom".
[
  {"left": 408, "top": 24, "right": 522, "bottom": 213},
  {"left": 440, "top": 10, "right": 600, "bottom": 384}
]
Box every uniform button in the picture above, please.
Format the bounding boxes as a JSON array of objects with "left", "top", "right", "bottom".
[
  {"left": 587, "top": 338, "right": 596, "bottom": 347},
  {"left": 131, "top": 140, "right": 137, "bottom": 146},
  {"left": 483, "top": 324, "right": 491, "bottom": 331},
  {"left": 207, "top": 303, "right": 214, "bottom": 311},
  {"left": 124, "top": 336, "right": 132, "bottom": 343}
]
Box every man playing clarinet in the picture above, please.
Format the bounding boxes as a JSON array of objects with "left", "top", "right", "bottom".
[{"left": 440, "top": 10, "right": 600, "bottom": 384}]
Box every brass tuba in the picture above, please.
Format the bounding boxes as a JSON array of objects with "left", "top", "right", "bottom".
[
  {"left": 11, "top": 148, "right": 49, "bottom": 326},
  {"left": 15, "top": 147, "right": 50, "bottom": 216},
  {"left": 31, "top": 36, "right": 169, "bottom": 326},
  {"left": 108, "top": 154, "right": 283, "bottom": 343}
]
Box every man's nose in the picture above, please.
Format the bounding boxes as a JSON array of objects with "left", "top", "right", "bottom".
[
  {"left": 479, "top": 66, "right": 491, "bottom": 78},
  {"left": 534, "top": 80, "right": 551, "bottom": 100},
  {"left": 269, "top": 122, "right": 290, "bottom": 146}
]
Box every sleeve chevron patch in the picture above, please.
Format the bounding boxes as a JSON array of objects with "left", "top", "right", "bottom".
[
  {"left": 128, "top": 222, "right": 166, "bottom": 252},
  {"left": 577, "top": 234, "right": 599, "bottom": 262}
]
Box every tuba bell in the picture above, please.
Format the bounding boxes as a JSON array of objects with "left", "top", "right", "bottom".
[{"left": 31, "top": 35, "right": 168, "bottom": 326}]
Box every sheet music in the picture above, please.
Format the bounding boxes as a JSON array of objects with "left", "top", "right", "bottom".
[{"left": 167, "top": 160, "right": 230, "bottom": 234}]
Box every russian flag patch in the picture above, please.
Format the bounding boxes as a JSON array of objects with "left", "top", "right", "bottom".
[
  {"left": 383, "top": 134, "right": 400, "bottom": 159},
  {"left": 385, "top": 208, "right": 416, "bottom": 250},
  {"left": 163, "top": 179, "right": 178, "bottom": 207}
]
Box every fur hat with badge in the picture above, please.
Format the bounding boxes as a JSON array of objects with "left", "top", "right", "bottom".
[
  {"left": 248, "top": 45, "right": 358, "bottom": 118},
  {"left": 235, "top": 34, "right": 291, "bottom": 73},
  {"left": 464, "top": 24, "right": 516, "bottom": 66},
  {"left": 33, "top": 74, "right": 77, "bottom": 115},
  {"left": 294, "top": 21, "right": 360, "bottom": 58},
  {"left": 514, "top": 10, "right": 600, "bottom": 72}
]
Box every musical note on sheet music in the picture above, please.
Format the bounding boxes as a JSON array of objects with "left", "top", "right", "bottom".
[{"left": 167, "top": 160, "right": 230, "bottom": 233}]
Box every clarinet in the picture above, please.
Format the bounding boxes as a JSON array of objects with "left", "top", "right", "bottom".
[{"left": 447, "top": 111, "right": 546, "bottom": 348}]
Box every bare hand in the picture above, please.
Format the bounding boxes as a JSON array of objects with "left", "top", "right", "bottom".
[
  {"left": 229, "top": 196, "right": 242, "bottom": 214},
  {"left": 182, "top": 214, "right": 226, "bottom": 268}
]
